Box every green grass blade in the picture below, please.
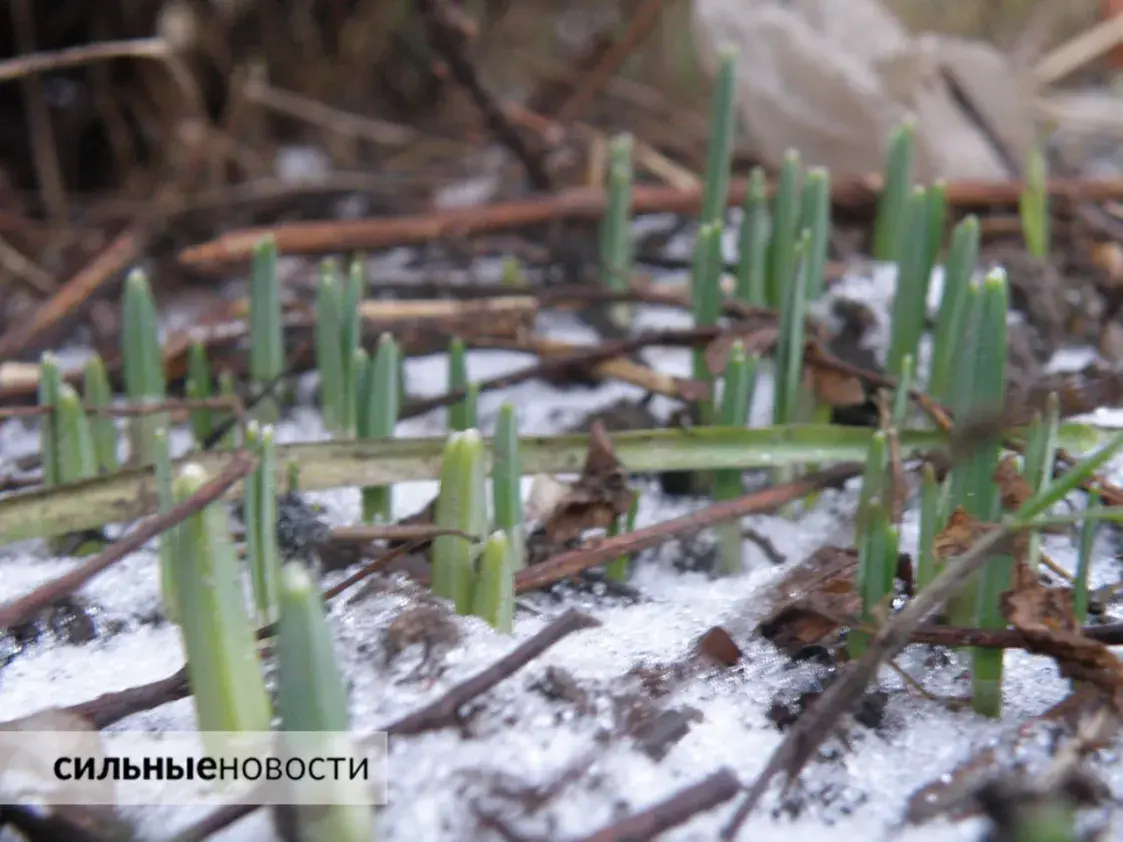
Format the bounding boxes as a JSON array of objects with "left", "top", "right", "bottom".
[
  {"left": 735, "top": 167, "right": 770, "bottom": 306},
  {"left": 799, "top": 167, "right": 830, "bottom": 300},
  {"left": 83, "top": 353, "right": 118, "bottom": 474},
  {"left": 359, "top": 334, "right": 400, "bottom": 523},
  {"left": 315, "top": 260, "right": 345, "bottom": 434},
  {"left": 699, "top": 47, "right": 738, "bottom": 226},
  {"left": 431, "top": 430, "right": 487, "bottom": 613},
  {"left": 886, "top": 186, "right": 932, "bottom": 377},
  {"left": 3, "top": 423, "right": 1108, "bottom": 542},
  {"left": 471, "top": 530, "right": 515, "bottom": 633},
  {"left": 249, "top": 235, "right": 283, "bottom": 423},
  {"left": 766, "top": 150, "right": 802, "bottom": 308},
  {"left": 186, "top": 340, "right": 215, "bottom": 447},
  {"left": 171, "top": 463, "right": 272, "bottom": 749},
  {"left": 928, "top": 216, "right": 980, "bottom": 400},
  {"left": 492, "top": 403, "right": 525, "bottom": 571},
  {"left": 873, "top": 118, "right": 916, "bottom": 262}
]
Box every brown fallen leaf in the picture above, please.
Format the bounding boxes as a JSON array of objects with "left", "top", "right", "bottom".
[
  {"left": 703, "top": 326, "right": 777, "bottom": 378},
  {"left": 995, "top": 456, "right": 1034, "bottom": 513},
  {"left": 1003, "top": 564, "right": 1123, "bottom": 704},
  {"left": 538, "top": 421, "right": 636, "bottom": 547},
  {"left": 756, "top": 546, "right": 860, "bottom": 653},
  {"left": 810, "top": 365, "right": 867, "bottom": 408},
  {"left": 694, "top": 626, "right": 742, "bottom": 668}
]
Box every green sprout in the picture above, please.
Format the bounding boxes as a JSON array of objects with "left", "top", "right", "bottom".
[
  {"left": 244, "top": 421, "right": 281, "bottom": 627},
  {"left": 942, "top": 269, "right": 1009, "bottom": 717},
  {"left": 1022, "top": 393, "right": 1060, "bottom": 572},
  {"left": 447, "top": 337, "right": 476, "bottom": 432},
  {"left": 154, "top": 427, "right": 179, "bottom": 624},
  {"left": 82, "top": 353, "right": 118, "bottom": 474},
  {"left": 605, "top": 490, "right": 641, "bottom": 583},
  {"left": 690, "top": 222, "right": 724, "bottom": 425},
  {"left": 916, "top": 462, "right": 944, "bottom": 593},
  {"left": 772, "top": 229, "right": 812, "bottom": 429},
  {"left": 799, "top": 167, "right": 831, "bottom": 301},
  {"left": 431, "top": 429, "right": 488, "bottom": 613},
  {"left": 766, "top": 150, "right": 802, "bottom": 309},
  {"left": 885, "top": 186, "right": 933, "bottom": 378},
  {"left": 216, "top": 369, "right": 240, "bottom": 448},
  {"left": 274, "top": 561, "right": 375, "bottom": 842},
  {"left": 471, "top": 530, "right": 515, "bottom": 634},
  {"left": 54, "top": 383, "right": 97, "bottom": 485},
  {"left": 249, "top": 235, "right": 283, "bottom": 423},
  {"left": 699, "top": 47, "right": 738, "bottom": 227},
  {"left": 1020, "top": 144, "right": 1050, "bottom": 262},
  {"left": 714, "top": 341, "right": 758, "bottom": 575},
  {"left": 171, "top": 463, "right": 272, "bottom": 748},
  {"left": 186, "top": 339, "right": 215, "bottom": 447},
  {"left": 735, "top": 166, "right": 770, "bottom": 307},
  {"left": 492, "top": 403, "right": 525, "bottom": 572},
  {"left": 600, "top": 133, "right": 634, "bottom": 328},
  {"left": 873, "top": 117, "right": 916, "bottom": 263},
  {"left": 358, "top": 334, "right": 401, "bottom": 523},
  {"left": 848, "top": 430, "right": 892, "bottom": 659},
  {"left": 121, "top": 268, "right": 166, "bottom": 467},
  {"left": 315, "top": 259, "right": 345, "bottom": 434},
  {"left": 928, "top": 216, "right": 979, "bottom": 401}
]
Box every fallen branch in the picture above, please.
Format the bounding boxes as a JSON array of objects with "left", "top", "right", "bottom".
[
  {"left": 65, "top": 666, "right": 189, "bottom": 729},
  {"left": 402, "top": 325, "right": 720, "bottom": 417},
  {"left": 0, "top": 451, "right": 255, "bottom": 633},
  {"left": 569, "top": 768, "right": 740, "bottom": 842},
  {"left": 384, "top": 609, "right": 600, "bottom": 735},
  {"left": 720, "top": 524, "right": 1018, "bottom": 839},
  {"left": 515, "top": 464, "right": 863, "bottom": 593},
  {"left": 0, "top": 229, "right": 140, "bottom": 361},
  {"left": 176, "top": 177, "right": 1123, "bottom": 268}
]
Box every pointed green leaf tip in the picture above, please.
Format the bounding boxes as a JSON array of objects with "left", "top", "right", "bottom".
[
  {"left": 171, "top": 462, "right": 271, "bottom": 747},
  {"left": 472, "top": 530, "right": 514, "bottom": 633},
  {"left": 275, "top": 561, "right": 374, "bottom": 842},
  {"left": 432, "top": 428, "right": 487, "bottom": 613}
]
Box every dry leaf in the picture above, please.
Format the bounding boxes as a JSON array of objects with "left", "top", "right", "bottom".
[
  {"left": 810, "top": 366, "right": 867, "bottom": 407},
  {"left": 537, "top": 421, "right": 635, "bottom": 546},
  {"left": 694, "top": 626, "right": 742, "bottom": 667},
  {"left": 933, "top": 506, "right": 988, "bottom": 560},
  {"left": 703, "top": 326, "right": 777, "bottom": 377},
  {"left": 756, "top": 546, "right": 860, "bottom": 653}
]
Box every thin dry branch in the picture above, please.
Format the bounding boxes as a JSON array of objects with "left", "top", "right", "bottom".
[{"left": 0, "top": 451, "right": 255, "bottom": 633}]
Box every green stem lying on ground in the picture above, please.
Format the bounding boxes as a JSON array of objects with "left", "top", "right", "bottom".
[{"left": 0, "top": 424, "right": 1107, "bottom": 542}]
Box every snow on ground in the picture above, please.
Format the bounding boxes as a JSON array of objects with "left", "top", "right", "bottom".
[{"left": 2, "top": 249, "right": 1123, "bottom": 842}]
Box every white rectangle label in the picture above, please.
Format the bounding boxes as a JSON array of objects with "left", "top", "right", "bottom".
[{"left": 0, "top": 730, "right": 388, "bottom": 807}]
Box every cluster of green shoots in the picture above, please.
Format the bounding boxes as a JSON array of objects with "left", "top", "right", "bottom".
[
  {"left": 28, "top": 44, "right": 1106, "bottom": 751},
  {"left": 33, "top": 236, "right": 373, "bottom": 837},
  {"left": 597, "top": 47, "right": 1110, "bottom": 720}
]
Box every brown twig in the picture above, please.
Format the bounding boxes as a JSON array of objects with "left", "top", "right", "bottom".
[
  {"left": 417, "top": 0, "right": 552, "bottom": 191},
  {"left": 66, "top": 666, "right": 189, "bottom": 729},
  {"left": 720, "top": 525, "right": 1016, "bottom": 839},
  {"left": 555, "top": 0, "right": 665, "bottom": 124},
  {"left": 0, "top": 451, "right": 255, "bottom": 633},
  {"left": 0, "top": 229, "right": 140, "bottom": 361},
  {"left": 515, "top": 464, "right": 862, "bottom": 594},
  {"left": 570, "top": 768, "right": 740, "bottom": 842},
  {"left": 384, "top": 609, "right": 600, "bottom": 735},
  {"left": 0, "top": 36, "right": 170, "bottom": 83},
  {"left": 403, "top": 325, "right": 723, "bottom": 418},
  {"left": 176, "top": 176, "right": 1123, "bottom": 268},
  {"left": 910, "top": 622, "right": 1123, "bottom": 650},
  {"left": 0, "top": 395, "right": 245, "bottom": 423}
]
